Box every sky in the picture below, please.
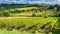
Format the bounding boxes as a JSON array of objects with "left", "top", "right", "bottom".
[{"left": 0, "top": 0, "right": 60, "bottom": 4}]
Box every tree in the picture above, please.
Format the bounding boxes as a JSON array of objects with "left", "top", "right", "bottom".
[
  {"left": 47, "top": 5, "right": 54, "bottom": 9},
  {"left": 3, "top": 11, "right": 10, "bottom": 17},
  {"left": 32, "top": 13, "right": 36, "bottom": 17},
  {"left": 0, "top": 11, "right": 3, "bottom": 17}
]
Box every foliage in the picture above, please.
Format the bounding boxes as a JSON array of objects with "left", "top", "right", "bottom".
[
  {"left": 0, "top": 11, "right": 3, "bottom": 17},
  {"left": 3, "top": 11, "right": 10, "bottom": 17},
  {"left": 32, "top": 13, "right": 36, "bottom": 17}
]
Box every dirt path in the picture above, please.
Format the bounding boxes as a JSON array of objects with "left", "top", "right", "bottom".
[{"left": 0, "top": 17, "right": 42, "bottom": 19}]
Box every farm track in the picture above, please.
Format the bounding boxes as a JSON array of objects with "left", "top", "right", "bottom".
[
  {"left": 0, "top": 17, "right": 58, "bottom": 19},
  {"left": 0, "top": 17, "right": 45, "bottom": 19}
]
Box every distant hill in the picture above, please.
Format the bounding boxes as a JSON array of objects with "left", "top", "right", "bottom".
[{"left": 0, "top": 4, "right": 51, "bottom": 10}]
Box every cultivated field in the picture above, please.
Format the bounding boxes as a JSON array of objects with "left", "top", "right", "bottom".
[
  {"left": 0, "top": 17, "right": 58, "bottom": 34},
  {"left": 0, "top": 4, "right": 59, "bottom": 34}
]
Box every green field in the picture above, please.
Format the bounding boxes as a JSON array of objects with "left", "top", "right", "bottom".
[
  {"left": 0, "top": 17, "right": 59, "bottom": 34},
  {"left": 0, "top": 29, "right": 32, "bottom": 34},
  {"left": 0, "top": 17, "right": 57, "bottom": 28},
  {"left": 0, "top": 3, "right": 60, "bottom": 34},
  {"left": 15, "top": 7, "right": 38, "bottom": 10}
]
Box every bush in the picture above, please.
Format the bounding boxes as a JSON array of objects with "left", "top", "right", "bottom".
[
  {"left": 3, "top": 11, "right": 10, "bottom": 17},
  {"left": 0, "top": 11, "right": 3, "bottom": 17},
  {"left": 32, "top": 13, "right": 36, "bottom": 17}
]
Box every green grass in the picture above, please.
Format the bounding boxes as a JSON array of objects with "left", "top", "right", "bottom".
[
  {"left": 0, "top": 29, "right": 32, "bottom": 34},
  {"left": 0, "top": 17, "right": 57, "bottom": 29},
  {"left": 15, "top": 7, "right": 38, "bottom": 10},
  {"left": 0, "top": 17, "right": 58, "bottom": 34},
  {"left": 10, "top": 11, "right": 57, "bottom": 17},
  {"left": 53, "top": 17, "right": 60, "bottom": 29}
]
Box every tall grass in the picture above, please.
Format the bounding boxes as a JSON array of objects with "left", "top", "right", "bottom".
[{"left": 0, "top": 17, "right": 57, "bottom": 29}]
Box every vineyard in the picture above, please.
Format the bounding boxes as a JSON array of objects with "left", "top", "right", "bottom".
[
  {"left": 0, "top": 4, "right": 60, "bottom": 34},
  {"left": 0, "top": 17, "right": 59, "bottom": 34}
]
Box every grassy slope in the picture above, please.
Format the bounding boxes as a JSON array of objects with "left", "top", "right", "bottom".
[
  {"left": 0, "top": 17, "right": 57, "bottom": 29},
  {"left": 0, "top": 17, "right": 58, "bottom": 34},
  {"left": 15, "top": 7, "right": 38, "bottom": 10}
]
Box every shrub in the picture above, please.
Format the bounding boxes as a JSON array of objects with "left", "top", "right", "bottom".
[
  {"left": 3, "top": 11, "right": 10, "bottom": 17},
  {"left": 32, "top": 13, "right": 36, "bottom": 17},
  {"left": 0, "top": 11, "right": 3, "bottom": 17}
]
